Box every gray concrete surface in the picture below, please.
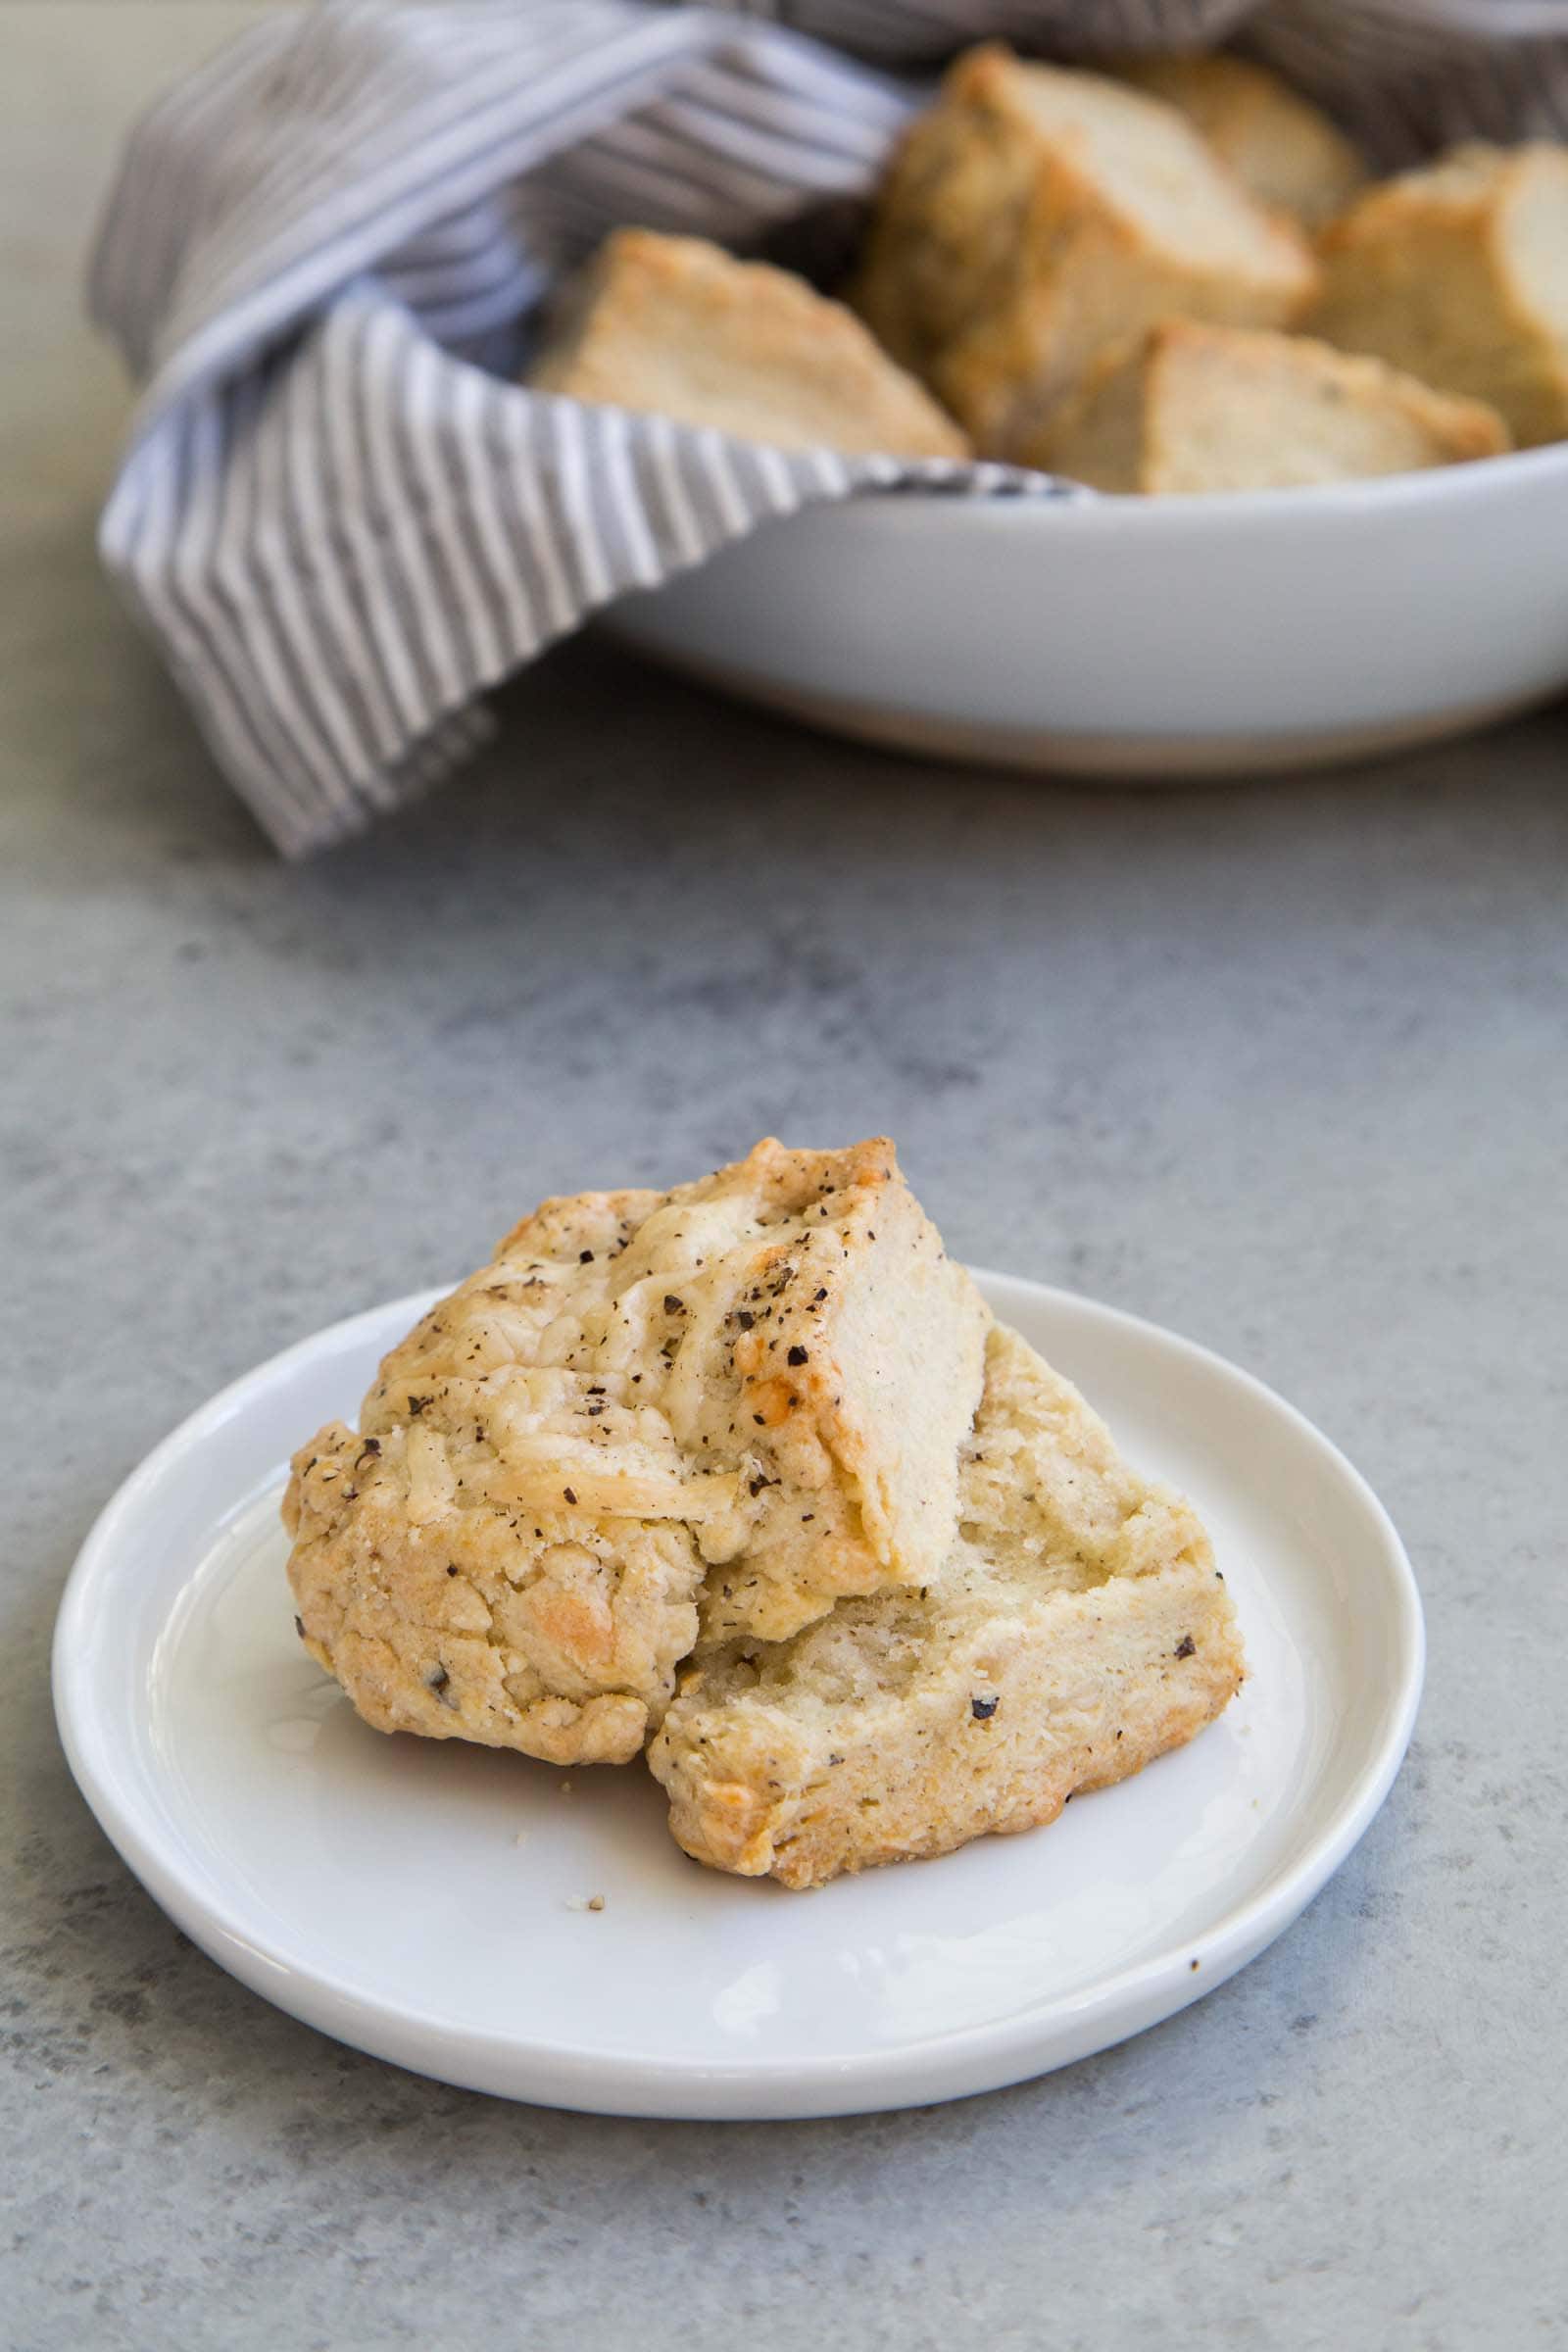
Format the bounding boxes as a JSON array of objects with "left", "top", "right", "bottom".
[{"left": 4, "top": 9, "right": 1566, "bottom": 2348}]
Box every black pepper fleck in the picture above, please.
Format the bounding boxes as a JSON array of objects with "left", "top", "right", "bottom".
[
  {"left": 563, "top": 1487, "right": 577, "bottom": 1504},
  {"left": 787, "top": 1346, "right": 808, "bottom": 1366},
  {"left": 971, "top": 1695, "right": 999, "bottom": 1720},
  {"left": 579, "top": 1250, "right": 594, "bottom": 1263},
  {"left": 1174, "top": 1634, "right": 1197, "bottom": 1659}
]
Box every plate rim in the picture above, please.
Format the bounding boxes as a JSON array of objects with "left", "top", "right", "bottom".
[{"left": 52, "top": 1272, "right": 1426, "bottom": 2118}]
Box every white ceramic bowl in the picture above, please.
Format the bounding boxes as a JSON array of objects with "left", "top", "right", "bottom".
[{"left": 609, "top": 441, "right": 1568, "bottom": 777}]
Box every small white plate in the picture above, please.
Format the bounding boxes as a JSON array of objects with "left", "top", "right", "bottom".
[
  {"left": 53, "top": 1272, "right": 1422, "bottom": 2120},
  {"left": 609, "top": 442, "right": 1568, "bottom": 777}
]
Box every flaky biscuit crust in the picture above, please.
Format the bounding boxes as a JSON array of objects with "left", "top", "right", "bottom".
[
  {"left": 852, "top": 46, "right": 1316, "bottom": 457},
  {"left": 650, "top": 1323, "right": 1246, "bottom": 1886},
  {"left": 284, "top": 1140, "right": 988, "bottom": 1764},
  {"left": 1309, "top": 143, "right": 1568, "bottom": 448},
  {"left": 530, "top": 227, "right": 969, "bottom": 459}
]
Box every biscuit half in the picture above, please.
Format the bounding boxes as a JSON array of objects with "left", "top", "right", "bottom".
[
  {"left": 1308, "top": 143, "right": 1568, "bottom": 449},
  {"left": 1034, "top": 318, "right": 1507, "bottom": 491},
  {"left": 852, "top": 46, "right": 1317, "bottom": 458},
  {"left": 284, "top": 1140, "right": 989, "bottom": 1764},
  {"left": 1114, "top": 53, "right": 1366, "bottom": 230},
  {"left": 649, "top": 1322, "right": 1245, "bottom": 1886},
  {"left": 529, "top": 226, "right": 970, "bottom": 459}
]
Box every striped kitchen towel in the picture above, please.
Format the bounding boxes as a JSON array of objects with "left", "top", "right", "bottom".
[{"left": 91, "top": 0, "right": 1568, "bottom": 855}]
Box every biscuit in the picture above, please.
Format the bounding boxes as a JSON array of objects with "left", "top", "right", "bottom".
[
  {"left": 1115, "top": 53, "right": 1366, "bottom": 229},
  {"left": 528, "top": 226, "right": 970, "bottom": 458},
  {"left": 650, "top": 1321, "right": 1245, "bottom": 1886},
  {"left": 1308, "top": 143, "right": 1568, "bottom": 448},
  {"left": 284, "top": 1140, "right": 990, "bottom": 1764},
  {"left": 1034, "top": 318, "right": 1507, "bottom": 491},
  {"left": 851, "top": 46, "right": 1317, "bottom": 458}
]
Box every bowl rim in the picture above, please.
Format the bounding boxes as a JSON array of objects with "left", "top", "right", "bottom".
[{"left": 861, "top": 434, "right": 1568, "bottom": 535}]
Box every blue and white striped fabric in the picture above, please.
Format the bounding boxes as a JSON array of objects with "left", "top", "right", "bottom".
[{"left": 91, "top": 0, "right": 1568, "bottom": 854}]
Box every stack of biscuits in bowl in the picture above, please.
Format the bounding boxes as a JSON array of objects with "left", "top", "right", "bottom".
[{"left": 526, "top": 44, "right": 1568, "bottom": 493}]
